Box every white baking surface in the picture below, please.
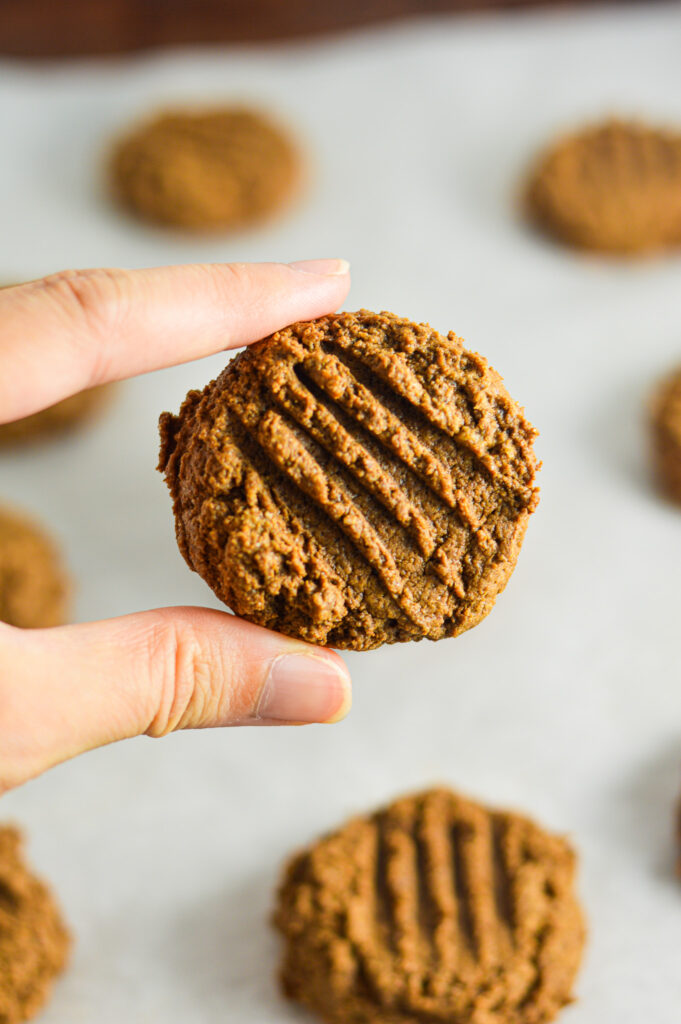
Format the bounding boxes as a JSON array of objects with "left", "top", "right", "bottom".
[{"left": 1, "top": 2, "right": 681, "bottom": 1020}]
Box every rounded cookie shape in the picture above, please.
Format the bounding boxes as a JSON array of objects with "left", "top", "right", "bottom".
[
  {"left": 650, "top": 365, "right": 681, "bottom": 505},
  {"left": 0, "top": 505, "right": 70, "bottom": 628},
  {"left": 0, "top": 385, "right": 115, "bottom": 447},
  {"left": 0, "top": 827, "right": 71, "bottom": 1024},
  {"left": 525, "top": 118, "right": 681, "bottom": 253},
  {"left": 110, "top": 106, "right": 301, "bottom": 230},
  {"left": 274, "top": 787, "right": 586, "bottom": 1024},
  {"left": 159, "top": 310, "right": 539, "bottom": 651}
]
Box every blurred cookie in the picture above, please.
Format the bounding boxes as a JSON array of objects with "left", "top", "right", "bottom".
[
  {"left": 0, "top": 826, "right": 71, "bottom": 1024},
  {"left": 651, "top": 365, "right": 681, "bottom": 505},
  {"left": 110, "top": 106, "right": 301, "bottom": 230},
  {"left": 526, "top": 119, "right": 681, "bottom": 253},
  {"left": 274, "top": 787, "right": 585, "bottom": 1024},
  {"left": 0, "top": 505, "right": 69, "bottom": 628},
  {"left": 0, "top": 385, "right": 115, "bottom": 447},
  {"left": 159, "top": 310, "right": 539, "bottom": 651},
  {"left": 676, "top": 796, "right": 681, "bottom": 879}
]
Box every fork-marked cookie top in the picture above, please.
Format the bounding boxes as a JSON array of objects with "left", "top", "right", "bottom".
[
  {"left": 111, "top": 106, "right": 300, "bottom": 231},
  {"left": 526, "top": 119, "right": 681, "bottom": 254},
  {"left": 274, "top": 787, "right": 585, "bottom": 1024},
  {"left": 159, "top": 311, "right": 538, "bottom": 650}
]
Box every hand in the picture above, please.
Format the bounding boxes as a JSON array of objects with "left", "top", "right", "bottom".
[{"left": 0, "top": 260, "right": 353, "bottom": 794}]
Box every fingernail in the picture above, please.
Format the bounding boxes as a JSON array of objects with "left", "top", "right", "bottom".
[
  {"left": 256, "top": 653, "right": 351, "bottom": 724},
  {"left": 288, "top": 258, "right": 350, "bottom": 276}
]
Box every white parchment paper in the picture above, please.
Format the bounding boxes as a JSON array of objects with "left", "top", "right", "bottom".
[{"left": 1, "top": 3, "right": 681, "bottom": 1020}]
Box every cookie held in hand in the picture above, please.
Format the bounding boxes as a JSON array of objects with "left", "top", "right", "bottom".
[
  {"left": 274, "top": 787, "right": 585, "bottom": 1024},
  {"left": 525, "top": 119, "right": 681, "bottom": 254},
  {"left": 159, "top": 310, "right": 539, "bottom": 651}
]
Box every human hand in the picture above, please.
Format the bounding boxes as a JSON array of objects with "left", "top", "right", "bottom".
[{"left": 0, "top": 260, "right": 352, "bottom": 793}]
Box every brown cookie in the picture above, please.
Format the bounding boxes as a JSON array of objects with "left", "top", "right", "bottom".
[
  {"left": 525, "top": 118, "right": 681, "bottom": 254},
  {"left": 0, "top": 505, "right": 70, "bottom": 628},
  {"left": 0, "top": 385, "right": 115, "bottom": 447},
  {"left": 110, "top": 106, "right": 301, "bottom": 231},
  {"left": 0, "top": 826, "right": 71, "bottom": 1024},
  {"left": 274, "top": 787, "right": 586, "bottom": 1024},
  {"left": 159, "top": 310, "right": 539, "bottom": 651},
  {"left": 650, "top": 366, "right": 681, "bottom": 505}
]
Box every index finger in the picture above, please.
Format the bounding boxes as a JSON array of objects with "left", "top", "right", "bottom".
[{"left": 0, "top": 259, "right": 350, "bottom": 424}]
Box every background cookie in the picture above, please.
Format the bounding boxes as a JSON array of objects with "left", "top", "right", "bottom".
[
  {"left": 0, "top": 826, "right": 71, "bottom": 1024},
  {"left": 159, "top": 310, "right": 539, "bottom": 651},
  {"left": 525, "top": 118, "right": 681, "bottom": 253},
  {"left": 0, "top": 385, "right": 116, "bottom": 447},
  {"left": 274, "top": 787, "right": 585, "bottom": 1024},
  {"left": 0, "top": 505, "right": 70, "bottom": 628},
  {"left": 110, "top": 105, "right": 301, "bottom": 230},
  {"left": 650, "top": 366, "right": 681, "bottom": 505}
]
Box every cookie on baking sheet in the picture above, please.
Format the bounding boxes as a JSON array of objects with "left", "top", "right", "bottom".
[
  {"left": 0, "top": 385, "right": 116, "bottom": 448},
  {"left": 158, "top": 310, "right": 539, "bottom": 651},
  {"left": 110, "top": 105, "right": 301, "bottom": 230},
  {"left": 0, "top": 826, "right": 71, "bottom": 1024},
  {"left": 525, "top": 118, "right": 681, "bottom": 254},
  {"left": 0, "top": 505, "right": 70, "bottom": 628},
  {"left": 651, "top": 365, "right": 681, "bottom": 505},
  {"left": 274, "top": 787, "right": 585, "bottom": 1024}
]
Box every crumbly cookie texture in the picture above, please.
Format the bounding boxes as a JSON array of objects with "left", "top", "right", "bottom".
[
  {"left": 0, "top": 385, "right": 115, "bottom": 447},
  {"left": 0, "top": 827, "right": 71, "bottom": 1024},
  {"left": 159, "top": 310, "right": 538, "bottom": 651},
  {"left": 274, "top": 788, "right": 585, "bottom": 1024},
  {"left": 0, "top": 505, "right": 70, "bottom": 628},
  {"left": 525, "top": 119, "right": 681, "bottom": 254},
  {"left": 110, "top": 106, "right": 301, "bottom": 230},
  {"left": 651, "top": 366, "right": 681, "bottom": 505}
]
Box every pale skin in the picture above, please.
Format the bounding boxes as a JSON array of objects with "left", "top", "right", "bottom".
[{"left": 0, "top": 259, "right": 353, "bottom": 794}]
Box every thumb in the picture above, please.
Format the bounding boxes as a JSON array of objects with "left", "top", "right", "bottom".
[{"left": 0, "top": 609, "right": 351, "bottom": 792}]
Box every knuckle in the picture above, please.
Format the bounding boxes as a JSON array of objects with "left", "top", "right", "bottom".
[
  {"left": 40, "top": 268, "right": 128, "bottom": 376},
  {"left": 208, "top": 260, "right": 249, "bottom": 292},
  {"left": 0, "top": 626, "right": 39, "bottom": 793},
  {"left": 202, "top": 260, "right": 250, "bottom": 314},
  {"left": 144, "top": 619, "right": 217, "bottom": 738}
]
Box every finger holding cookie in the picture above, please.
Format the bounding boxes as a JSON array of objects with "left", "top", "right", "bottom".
[{"left": 0, "top": 259, "right": 352, "bottom": 795}]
